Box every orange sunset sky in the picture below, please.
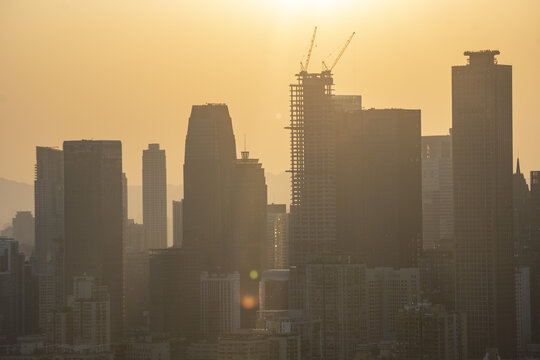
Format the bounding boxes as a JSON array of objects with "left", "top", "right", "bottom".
[{"left": 1, "top": 0, "right": 539, "bottom": 186}]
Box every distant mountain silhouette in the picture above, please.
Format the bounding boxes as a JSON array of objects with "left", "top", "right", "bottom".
[{"left": 0, "top": 178, "right": 33, "bottom": 230}]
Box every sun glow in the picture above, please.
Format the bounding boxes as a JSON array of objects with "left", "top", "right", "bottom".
[{"left": 276, "top": 0, "right": 351, "bottom": 12}]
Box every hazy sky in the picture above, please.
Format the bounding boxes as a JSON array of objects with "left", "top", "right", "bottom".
[{"left": 1, "top": 0, "right": 539, "bottom": 187}]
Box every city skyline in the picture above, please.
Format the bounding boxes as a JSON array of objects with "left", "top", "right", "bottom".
[{"left": 1, "top": 1, "right": 540, "bottom": 185}]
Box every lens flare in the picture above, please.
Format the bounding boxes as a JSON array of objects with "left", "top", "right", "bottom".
[
  {"left": 249, "top": 270, "right": 259, "bottom": 280},
  {"left": 241, "top": 295, "right": 258, "bottom": 310}
]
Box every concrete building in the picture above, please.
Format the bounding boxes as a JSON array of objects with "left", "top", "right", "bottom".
[
  {"left": 125, "top": 219, "right": 144, "bottom": 252},
  {"left": 419, "top": 248, "right": 455, "bottom": 311},
  {"left": 218, "top": 333, "right": 270, "bottom": 360},
  {"left": 183, "top": 104, "right": 237, "bottom": 272},
  {"left": 531, "top": 170, "right": 540, "bottom": 344},
  {"left": 336, "top": 108, "right": 422, "bottom": 269},
  {"left": 452, "top": 50, "right": 515, "bottom": 357},
  {"left": 396, "top": 302, "right": 467, "bottom": 360},
  {"left": 124, "top": 336, "right": 170, "bottom": 360},
  {"left": 259, "top": 269, "right": 289, "bottom": 311},
  {"left": 421, "top": 134, "right": 453, "bottom": 250},
  {"left": 34, "top": 146, "right": 64, "bottom": 274},
  {"left": 266, "top": 204, "right": 289, "bottom": 269},
  {"left": 148, "top": 248, "right": 200, "bottom": 339},
  {"left": 143, "top": 144, "right": 167, "bottom": 250},
  {"left": 172, "top": 200, "right": 183, "bottom": 248},
  {"left": 231, "top": 150, "right": 267, "bottom": 328},
  {"left": 12, "top": 211, "right": 35, "bottom": 257},
  {"left": 200, "top": 272, "right": 240, "bottom": 338},
  {"left": 305, "top": 252, "right": 366, "bottom": 360},
  {"left": 68, "top": 276, "right": 111, "bottom": 353},
  {"left": 365, "top": 267, "right": 421, "bottom": 344},
  {"left": 124, "top": 249, "right": 149, "bottom": 332},
  {"left": 516, "top": 267, "right": 532, "bottom": 352},
  {"left": 63, "top": 140, "right": 123, "bottom": 341},
  {"left": 0, "top": 238, "right": 25, "bottom": 337}
]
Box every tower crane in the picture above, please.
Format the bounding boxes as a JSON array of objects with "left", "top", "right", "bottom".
[
  {"left": 322, "top": 32, "right": 355, "bottom": 72},
  {"left": 300, "top": 27, "right": 317, "bottom": 73}
]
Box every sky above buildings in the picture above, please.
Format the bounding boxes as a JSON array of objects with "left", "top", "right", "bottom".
[{"left": 1, "top": 0, "right": 539, "bottom": 185}]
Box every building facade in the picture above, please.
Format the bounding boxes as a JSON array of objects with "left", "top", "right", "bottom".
[
  {"left": 452, "top": 51, "right": 516, "bottom": 357},
  {"left": 142, "top": 144, "right": 167, "bottom": 250}
]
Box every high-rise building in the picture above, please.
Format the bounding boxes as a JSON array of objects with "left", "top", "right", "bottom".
[
  {"left": 218, "top": 333, "right": 270, "bottom": 360},
  {"left": 513, "top": 159, "right": 531, "bottom": 260},
  {"left": 124, "top": 249, "right": 149, "bottom": 331},
  {"left": 68, "top": 276, "right": 111, "bottom": 352},
  {"left": 515, "top": 267, "right": 532, "bottom": 352},
  {"left": 172, "top": 200, "right": 183, "bottom": 248},
  {"left": 259, "top": 269, "right": 289, "bottom": 311},
  {"left": 183, "top": 104, "right": 236, "bottom": 271},
  {"left": 421, "top": 134, "right": 454, "bottom": 250},
  {"left": 63, "top": 140, "right": 123, "bottom": 341},
  {"left": 419, "top": 248, "right": 455, "bottom": 311},
  {"left": 143, "top": 144, "right": 167, "bottom": 250},
  {"left": 266, "top": 204, "right": 288, "bottom": 269},
  {"left": 0, "top": 238, "right": 25, "bottom": 336},
  {"left": 34, "top": 146, "right": 64, "bottom": 274},
  {"left": 452, "top": 50, "right": 515, "bottom": 357},
  {"left": 148, "top": 248, "right": 200, "bottom": 339},
  {"left": 396, "top": 302, "right": 467, "bottom": 360},
  {"left": 336, "top": 108, "right": 422, "bottom": 268},
  {"left": 529, "top": 170, "right": 540, "bottom": 344},
  {"left": 232, "top": 150, "right": 267, "bottom": 328},
  {"left": 12, "top": 211, "right": 35, "bottom": 257},
  {"left": 289, "top": 71, "right": 336, "bottom": 269},
  {"left": 125, "top": 219, "right": 144, "bottom": 252},
  {"left": 305, "top": 252, "right": 366, "bottom": 360},
  {"left": 200, "top": 272, "right": 240, "bottom": 338},
  {"left": 365, "top": 267, "right": 421, "bottom": 344}
]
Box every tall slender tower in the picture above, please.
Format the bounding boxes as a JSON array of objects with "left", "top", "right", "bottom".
[
  {"left": 183, "top": 104, "right": 236, "bottom": 271},
  {"left": 143, "top": 144, "right": 167, "bottom": 249},
  {"left": 452, "top": 50, "right": 515, "bottom": 357},
  {"left": 231, "top": 150, "right": 267, "bottom": 328},
  {"left": 63, "top": 140, "right": 124, "bottom": 341}
]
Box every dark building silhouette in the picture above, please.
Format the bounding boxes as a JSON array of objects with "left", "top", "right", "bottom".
[
  {"left": 0, "top": 238, "right": 25, "bottom": 336},
  {"left": 336, "top": 108, "right": 422, "bottom": 268},
  {"left": 266, "top": 204, "right": 289, "bottom": 269},
  {"left": 421, "top": 134, "right": 454, "bottom": 250},
  {"left": 419, "top": 248, "right": 455, "bottom": 311},
  {"left": 530, "top": 171, "right": 540, "bottom": 343},
  {"left": 183, "top": 104, "right": 236, "bottom": 271},
  {"left": 63, "top": 140, "right": 124, "bottom": 341},
  {"left": 12, "top": 211, "right": 35, "bottom": 258},
  {"left": 231, "top": 150, "right": 267, "bottom": 327},
  {"left": 143, "top": 144, "right": 167, "bottom": 249},
  {"left": 172, "top": 200, "right": 183, "bottom": 248},
  {"left": 452, "top": 50, "right": 516, "bottom": 357},
  {"left": 513, "top": 159, "right": 531, "bottom": 260},
  {"left": 148, "top": 248, "right": 200, "bottom": 339},
  {"left": 124, "top": 249, "right": 149, "bottom": 332}
]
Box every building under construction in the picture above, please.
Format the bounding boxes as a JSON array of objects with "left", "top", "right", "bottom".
[{"left": 289, "top": 70, "right": 336, "bottom": 268}]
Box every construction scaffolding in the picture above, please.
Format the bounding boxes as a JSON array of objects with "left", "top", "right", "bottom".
[{"left": 288, "top": 71, "right": 336, "bottom": 268}]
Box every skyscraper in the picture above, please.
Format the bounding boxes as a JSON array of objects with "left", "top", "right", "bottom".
[
  {"left": 513, "top": 159, "right": 531, "bottom": 259},
  {"left": 12, "top": 211, "right": 35, "bottom": 257},
  {"left": 0, "top": 237, "right": 25, "bottom": 336},
  {"left": 63, "top": 140, "right": 123, "bottom": 341},
  {"left": 266, "top": 204, "right": 289, "bottom": 269},
  {"left": 34, "top": 147, "right": 64, "bottom": 273},
  {"left": 336, "top": 108, "right": 422, "bottom": 268},
  {"left": 305, "top": 252, "right": 365, "bottom": 360},
  {"left": 183, "top": 104, "right": 236, "bottom": 271},
  {"left": 200, "top": 272, "right": 240, "bottom": 338},
  {"left": 530, "top": 170, "right": 540, "bottom": 344},
  {"left": 231, "top": 150, "right": 267, "bottom": 327},
  {"left": 452, "top": 50, "right": 515, "bottom": 357},
  {"left": 172, "top": 200, "right": 183, "bottom": 248},
  {"left": 148, "top": 248, "right": 200, "bottom": 339},
  {"left": 143, "top": 143, "right": 167, "bottom": 249},
  {"left": 289, "top": 71, "right": 336, "bottom": 268},
  {"left": 421, "top": 134, "right": 454, "bottom": 250}
]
